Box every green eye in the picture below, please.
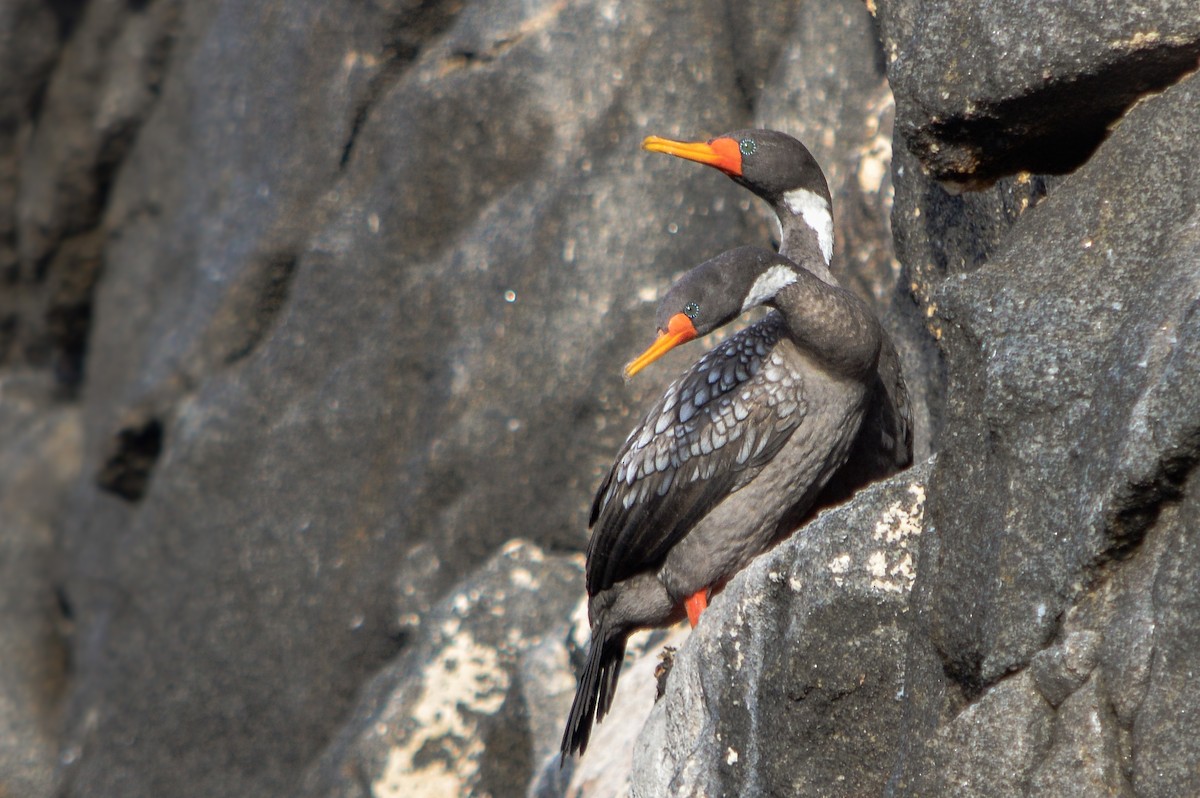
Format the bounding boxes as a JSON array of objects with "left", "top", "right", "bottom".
[
  {"left": 739, "top": 139, "right": 756, "bottom": 156},
  {"left": 684, "top": 302, "right": 700, "bottom": 319}
]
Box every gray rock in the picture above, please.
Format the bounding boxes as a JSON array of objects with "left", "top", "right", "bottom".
[
  {"left": 889, "top": 54, "right": 1200, "bottom": 798},
  {"left": 1129, "top": 484, "right": 1200, "bottom": 798},
  {"left": 901, "top": 421, "right": 1197, "bottom": 798},
  {"left": 18, "top": 0, "right": 176, "bottom": 269},
  {"left": 1024, "top": 455, "right": 1200, "bottom": 798},
  {"left": 890, "top": 144, "right": 1056, "bottom": 445},
  {"left": 1028, "top": 680, "right": 1133, "bottom": 798},
  {"left": 1029, "top": 630, "right": 1100, "bottom": 708},
  {"left": 874, "top": 0, "right": 1200, "bottom": 183},
  {"left": 8, "top": 0, "right": 176, "bottom": 385},
  {"left": 632, "top": 462, "right": 929, "bottom": 797},
  {"left": 298, "top": 540, "right": 581, "bottom": 798},
  {"left": 0, "top": 0, "right": 73, "bottom": 372},
  {"left": 930, "top": 672, "right": 1053, "bottom": 798},
  {"left": 0, "top": 374, "right": 81, "bottom": 797},
  {"left": 922, "top": 67, "right": 1200, "bottom": 691},
  {"left": 892, "top": 142, "right": 1054, "bottom": 305}
]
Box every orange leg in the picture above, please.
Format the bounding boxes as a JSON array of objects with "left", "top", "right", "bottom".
[{"left": 684, "top": 588, "right": 709, "bottom": 627}]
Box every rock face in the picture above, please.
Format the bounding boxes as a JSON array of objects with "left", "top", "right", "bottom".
[
  {"left": 632, "top": 465, "right": 928, "bottom": 798},
  {"left": 0, "top": 374, "right": 79, "bottom": 796},
  {"left": 875, "top": 0, "right": 1200, "bottom": 184},
  {"left": 880, "top": 2, "right": 1200, "bottom": 795},
  {"left": 1, "top": 0, "right": 1198, "bottom": 797},
  {"left": 298, "top": 540, "right": 582, "bottom": 798}
]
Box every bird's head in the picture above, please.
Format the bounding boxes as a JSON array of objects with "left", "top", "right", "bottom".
[
  {"left": 642, "top": 129, "right": 830, "bottom": 207},
  {"left": 624, "top": 247, "right": 799, "bottom": 378}
]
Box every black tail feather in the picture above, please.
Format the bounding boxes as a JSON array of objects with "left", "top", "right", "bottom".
[{"left": 560, "top": 621, "right": 628, "bottom": 761}]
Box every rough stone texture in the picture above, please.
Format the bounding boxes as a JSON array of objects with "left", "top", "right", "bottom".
[
  {"left": 922, "top": 70, "right": 1200, "bottom": 688},
  {"left": 0, "top": 0, "right": 76, "bottom": 371},
  {"left": 1127, "top": 490, "right": 1200, "bottom": 798},
  {"left": 1027, "top": 680, "right": 1131, "bottom": 798},
  {"left": 886, "top": 29, "right": 1200, "bottom": 798},
  {"left": 0, "top": 374, "right": 80, "bottom": 798},
  {"left": 932, "top": 671, "right": 1053, "bottom": 797},
  {"left": 2, "top": 0, "right": 1199, "bottom": 796},
  {"left": 6, "top": 0, "right": 175, "bottom": 385},
  {"left": 874, "top": 0, "right": 1200, "bottom": 183},
  {"left": 297, "top": 540, "right": 580, "bottom": 798},
  {"left": 892, "top": 144, "right": 1054, "bottom": 322},
  {"left": 1028, "top": 629, "right": 1101, "bottom": 709},
  {"left": 631, "top": 463, "right": 928, "bottom": 798}
]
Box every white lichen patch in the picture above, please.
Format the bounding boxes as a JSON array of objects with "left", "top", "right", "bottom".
[
  {"left": 1115, "top": 30, "right": 1191, "bottom": 50},
  {"left": 440, "top": 615, "right": 462, "bottom": 638},
  {"left": 868, "top": 483, "right": 925, "bottom": 594},
  {"left": 868, "top": 550, "right": 915, "bottom": 595},
  {"left": 726, "top": 746, "right": 740, "bottom": 765},
  {"left": 509, "top": 567, "right": 533, "bottom": 588},
  {"left": 376, "top": 754, "right": 464, "bottom": 798},
  {"left": 828, "top": 553, "right": 852, "bottom": 586},
  {"left": 372, "top": 633, "right": 509, "bottom": 798},
  {"left": 872, "top": 483, "right": 926, "bottom": 544}
]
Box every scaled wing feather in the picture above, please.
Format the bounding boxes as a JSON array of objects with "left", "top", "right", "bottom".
[{"left": 587, "top": 315, "right": 806, "bottom": 595}]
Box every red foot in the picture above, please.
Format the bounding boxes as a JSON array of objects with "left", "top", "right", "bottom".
[{"left": 684, "top": 589, "right": 709, "bottom": 627}]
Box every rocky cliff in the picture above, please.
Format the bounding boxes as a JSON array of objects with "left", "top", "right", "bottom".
[{"left": 0, "top": 1, "right": 1197, "bottom": 796}]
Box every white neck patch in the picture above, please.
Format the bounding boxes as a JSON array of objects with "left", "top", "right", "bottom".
[
  {"left": 741, "top": 263, "right": 798, "bottom": 312},
  {"left": 783, "top": 188, "right": 833, "bottom": 265}
]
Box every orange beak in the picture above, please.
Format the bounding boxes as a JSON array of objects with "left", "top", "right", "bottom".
[
  {"left": 623, "top": 312, "right": 699, "bottom": 379},
  {"left": 642, "top": 135, "right": 743, "bottom": 177}
]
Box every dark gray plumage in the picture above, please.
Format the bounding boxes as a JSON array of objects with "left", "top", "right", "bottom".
[
  {"left": 562, "top": 130, "right": 910, "bottom": 759},
  {"left": 644, "top": 128, "right": 913, "bottom": 487},
  {"left": 562, "top": 245, "right": 882, "bottom": 758}
]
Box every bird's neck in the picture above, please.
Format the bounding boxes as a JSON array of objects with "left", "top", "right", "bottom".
[
  {"left": 768, "top": 267, "right": 881, "bottom": 379},
  {"left": 771, "top": 189, "right": 837, "bottom": 286}
]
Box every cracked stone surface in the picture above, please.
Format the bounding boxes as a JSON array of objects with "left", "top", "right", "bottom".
[
  {"left": 919, "top": 69, "right": 1200, "bottom": 688},
  {"left": 873, "top": 0, "right": 1200, "bottom": 183},
  {"left": 297, "top": 540, "right": 581, "bottom": 798},
  {"left": 630, "top": 465, "right": 929, "bottom": 798}
]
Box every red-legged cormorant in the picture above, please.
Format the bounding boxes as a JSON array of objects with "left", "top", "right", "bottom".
[
  {"left": 561, "top": 243, "right": 882, "bottom": 758},
  {"left": 643, "top": 130, "right": 913, "bottom": 495}
]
